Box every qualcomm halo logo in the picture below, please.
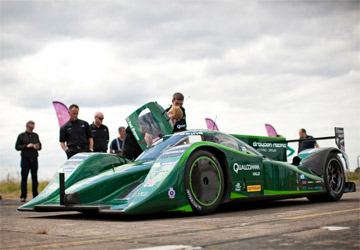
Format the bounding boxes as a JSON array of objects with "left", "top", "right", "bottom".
[{"left": 233, "top": 163, "right": 260, "bottom": 173}]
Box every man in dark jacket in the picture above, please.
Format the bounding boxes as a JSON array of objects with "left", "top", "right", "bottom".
[
  {"left": 15, "top": 120, "right": 42, "bottom": 202},
  {"left": 90, "top": 112, "right": 109, "bottom": 152},
  {"left": 165, "top": 92, "right": 187, "bottom": 132},
  {"left": 298, "top": 128, "right": 319, "bottom": 153},
  {"left": 60, "top": 104, "right": 93, "bottom": 159}
]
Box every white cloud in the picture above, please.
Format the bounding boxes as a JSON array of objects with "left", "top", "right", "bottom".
[{"left": 1, "top": 0, "right": 359, "bottom": 181}]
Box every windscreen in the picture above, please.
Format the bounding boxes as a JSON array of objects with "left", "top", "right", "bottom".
[
  {"left": 137, "top": 133, "right": 202, "bottom": 161},
  {"left": 136, "top": 130, "right": 263, "bottom": 161}
]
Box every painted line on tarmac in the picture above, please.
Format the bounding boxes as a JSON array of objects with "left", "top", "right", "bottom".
[{"left": 282, "top": 208, "right": 360, "bottom": 220}]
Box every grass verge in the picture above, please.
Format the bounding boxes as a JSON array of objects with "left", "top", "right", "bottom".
[{"left": 0, "top": 175, "right": 48, "bottom": 199}]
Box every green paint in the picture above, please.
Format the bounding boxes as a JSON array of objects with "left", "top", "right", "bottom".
[
  {"left": 264, "top": 189, "right": 324, "bottom": 195},
  {"left": 230, "top": 192, "right": 248, "bottom": 198},
  {"left": 168, "top": 205, "right": 193, "bottom": 212}
]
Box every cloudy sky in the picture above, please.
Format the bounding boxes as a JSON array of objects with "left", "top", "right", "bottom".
[{"left": 1, "top": 0, "right": 359, "bottom": 180}]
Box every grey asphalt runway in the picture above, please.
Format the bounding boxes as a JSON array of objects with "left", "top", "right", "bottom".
[{"left": 1, "top": 190, "right": 359, "bottom": 250}]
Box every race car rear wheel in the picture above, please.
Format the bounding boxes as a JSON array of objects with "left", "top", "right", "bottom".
[
  {"left": 307, "top": 152, "right": 345, "bottom": 202},
  {"left": 184, "top": 150, "right": 224, "bottom": 215},
  {"left": 324, "top": 152, "right": 345, "bottom": 201}
]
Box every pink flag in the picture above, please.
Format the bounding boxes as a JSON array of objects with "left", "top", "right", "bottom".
[
  {"left": 52, "top": 101, "right": 69, "bottom": 127},
  {"left": 205, "top": 118, "right": 219, "bottom": 131},
  {"left": 265, "top": 123, "right": 278, "bottom": 137}
]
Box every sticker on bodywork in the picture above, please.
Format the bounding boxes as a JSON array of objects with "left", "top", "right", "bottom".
[
  {"left": 168, "top": 187, "right": 176, "bottom": 199},
  {"left": 158, "top": 150, "right": 185, "bottom": 160},
  {"left": 247, "top": 185, "right": 261, "bottom": 192},
  {"left": 233, "top": 163, "right": 260, "bottom": 173},
  {"left": 144, "top": 180, "right": 156, "bottom": 187}
]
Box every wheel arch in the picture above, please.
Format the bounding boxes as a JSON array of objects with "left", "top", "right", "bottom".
[{"left": 301, "top": 147, "right": 348, "bottom": 177}]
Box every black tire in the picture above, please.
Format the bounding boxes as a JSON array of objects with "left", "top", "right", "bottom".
[
  {"left": 307, "top": 152, "right": 345, "bottom": 202},
  {"left": 184, "top": 150, "right": 224, "bottom": 215}
]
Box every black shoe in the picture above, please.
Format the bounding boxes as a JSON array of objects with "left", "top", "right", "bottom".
[{"left": 20, "top": 198, "right": 26, "bottom": 202}]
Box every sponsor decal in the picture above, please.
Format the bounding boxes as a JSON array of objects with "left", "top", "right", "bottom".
[
  {"left": 302, "top": 180, "right": 307, "bottom": 185},
  {"left": 252, "top": 172, "right": 261, "bottom": 176},
  {"left": 160, "top": 161, "right": 178, "bottom": 167},
  {"left": 177, "top": 124, "right": 186, "bottom": 130},
  {"left": 127, "top": 119, "right": 139, "bottom": 141},
  {"left": 307, "top": 186, "right": 314, "bottom": 190},
  {"left": 144, "top": 180, "right": 156, "bottom": 187},
  {"left": 233, "top": 163, "right": 260, "bottom": 173},
  {"left": 307, "top": 181, "right": 314, "bottom": 184},
  {"left": 151, "top": 170, "right": 170, "bottom": 174},
  {"left": 235, "top": 183, "right": 242, "bottom": 192},
  {"left": 168, "top": 187, "right": 176, "bottom": 199},
  {"left": 161, "top": 150, "right": 185, "bottom": 155},
  {"left": 315, "top": 180, "right": 323, "bottom": 184},
  {"left": 247, "top": 185, "right": 261, "bottom": 192},
  {"left": 300, "top": 174, "right": 307, "bottom": 180},
  {"left": 186, "top": 189, "right": 202, "bottom": 211},
  {"left": 315, "top": 186, "right": 323, "bottom": 190},
  {"left": 301, "top": 186, "right": 307, "bottom": 190},
  {"left": 179, "top": 131, "right": 203, "bottom": 136},
  {"left": 159, "top": 150, "right": 185, "bottom": 159},
  {"left": 335, "top": 127, "right": 345, "bottom": 150},
  {"left": 62, "top": 168, "right": 74, "bottom": 173},
  {"left": 252, "top": 142, "right": 287, "bottom": 148}
]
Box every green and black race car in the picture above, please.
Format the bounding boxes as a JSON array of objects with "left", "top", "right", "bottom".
[{"left": 18, "top": 102, "right": 356, "bottom": 215}]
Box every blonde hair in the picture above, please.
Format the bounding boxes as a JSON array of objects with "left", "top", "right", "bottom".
[{"left": 168, "top": 106, "right": 183, "bottom": 120}]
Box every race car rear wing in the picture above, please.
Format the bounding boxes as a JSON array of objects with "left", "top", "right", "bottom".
[{"left": 234, "top": 127, "right": 345, "bottom": 162}]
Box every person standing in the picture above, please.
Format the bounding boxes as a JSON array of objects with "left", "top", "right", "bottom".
[
  {"left": 60, "top": 104, "right": 93, "bottom": 159},
  {"left": 298, "top": 128, "right": 319, "bottom": 153},
  {"left": 110, "top": 126, "right": 125, "bottom": 156},
  {"left": 165, "top": 92, "right": 187, "bottom": 132},
  {"left": 15, "top": 120, "right": 42, "bottom": 202},
  {"left": 90, "top": 112, "right": 109, "bottom": 153}
]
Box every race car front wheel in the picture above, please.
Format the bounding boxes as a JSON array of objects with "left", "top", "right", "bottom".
[
  {"left": 184, "top": 150, "right": 224, "bottom": 215},
  {"left": 308, "top": 152, "right": 345, "bottom": 202}
]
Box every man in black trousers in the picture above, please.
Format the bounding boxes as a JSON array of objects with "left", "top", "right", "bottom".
[{"left": 15, "top": 120, "right": 42, "bottom": 202}]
